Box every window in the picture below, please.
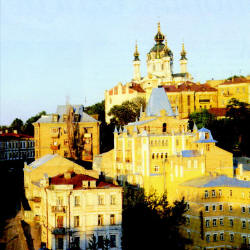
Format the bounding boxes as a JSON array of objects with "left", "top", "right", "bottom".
[
  {"left": 154, "top": 166, "right": 159, "bottom": 172},
  {"left": 98, "top": 215, "right": 104, "bottom": 226},
  {"left": 213, "top": 234, "right": 217, "bottom": 242},
  {"left": 212, "top": 204, "right": 216, "bottom": 211},
  {"left": 213, "top": 219, "right": 217, "bottom": 227},
  {"left": 230, "top": 234, "right": 234, "bottom": 242},
  {"left": 212, "top": 190, "right": 216, "bottom": 197},
  {"left": 57, "top": 216, "right": 64, "bottom": 228},
  {"left": 74, "top": 216, "right": 80, "bottom": 227},
  {"left": 187, "top": 95, "right": 190, "bottom": 106},
  {"left": 176, "top": 139, "right": 179, "bottom": 146},
  {"left": 230, "top": 190, "right": 232, "bottom": 196},
  {"left": 111, "top": 195, "right": 116, "bottom": 205},
  {"left": 242, "top": 220, "right": 246, "bottom": 229},
  {"left": 229, "top": 219, "right": 234, "bottom": 227},
  {"left": 110, "top": 235, "right": 116, "bottom": 248},
  {"left": 98, "top": 195, "right": 104, "bottom": 205},
  {"left": 205, "top": 205, "right": 209, "bottom": 212},
  {"left": 242, "top": 236, "right": 247, "bottom": 244},
  {"left": 206, "top": 234, "right": 210, "bottom": 242},
  {"left": 74, "top": 196, "right": 80, "bottom": 207},
  {"left": 110, "top": 214, "right": 115, "bottom": 225},
  {"left": 220, "top": 233, "right": 224, "bottom": 241},
  {"left": 205, "top": 190, "right": 209, "bottom": 198},
  {"left": 98, "top": 236, "right": 104, "bottom": 249},
  {"left": 152, "top": 153, "right": 155, "bottom": 159},
  {"left": 205, "top": 219, "right": 210, "bottom": 228},
  {"left": 74, "top": 237, "right": 80, "bottom": 248},
  {"left": 219, "top": 204, "right": 223, "bottom": 211},
  {"left": 219, "top": 218, "right": 224, "bottom": 226},
  {"left": 162, "top": 123, "right": 167, "bottom": 133},
  {"left": 219, "top": 189, "right": 222, "bottom": 196},
  {"left": 229, "top": 205, "right": 233, "bottom": 212},
  {"left": 57, "top": 197, "right": 63, "bottom": 206},
  {"left": 242, "top": 206, "right": 246, "bottom": 213}
]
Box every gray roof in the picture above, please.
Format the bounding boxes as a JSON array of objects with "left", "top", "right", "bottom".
[
  {"left": 145, "top": 88, "right": 175, "bottom": 117},
  {"left": 181, "top": 150, "right": 201, "bottom": 157},
  {"left": 28, "top": 154, "right": 58, "bottom": 169},
  {"left": 35, "top": 105, "right": 98, "bottom": 123},
  {"left": 127, "top": 118, "right": 156, "bottom": 126},
  {"left": 181, "top": 175, "right": 250, "bottom": 188}
]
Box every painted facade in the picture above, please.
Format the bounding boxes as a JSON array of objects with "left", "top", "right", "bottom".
[
  {"left": 33, "top": 105, "right": 100, "bottom": 161},
  {"left": 105, "top": 23, "right": 250, "bottom": 123},
  {"left": 0, "top": 130, "right": 34, "bottom": 161},
  {"left": 94, "top": 87, "right": 250, "bottom": 249},
  {"left": 24, "top": 154, "right": 122, "bottom": 250}
]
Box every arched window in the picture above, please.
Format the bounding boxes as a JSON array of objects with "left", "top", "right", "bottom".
[
  {"left": 152, "top": 153, "right": 155, "bottom": 159},
  {"left": 165, "top": 153, "right": 168, "bottom": 158},
  {"left": 156, "top": 153, "right": 159, "bottom": 159},
  {"left": 162, "top": 123, "right": 167, "bottom": 133},
  {"left": 161, "top": 153, "right": 163, "bottom": 159}
]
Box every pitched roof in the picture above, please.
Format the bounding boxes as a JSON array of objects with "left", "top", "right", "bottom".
[
  {"left": 0, "top": 132, "right": 33, "bottom": 140},
  {"left": 220, "top": 78, "right": 250, "bottom": 85},
  {"left": 146, "top": 87, "right": 175, "bottom": 117},
  {"left": 36, "top": 105, "right": 98, "bottom": 123},
  {"left": 129, "top": 83, "right": 145, "bottom": 93},
  {"left": 164, "top": 82, "right": 217, "bottom": 92},
  {"left": 180, "top": 175, "right": 250, "bottom": 188},
  {"left": 50, "top": 172, "right": 119, "bottom": 189}
]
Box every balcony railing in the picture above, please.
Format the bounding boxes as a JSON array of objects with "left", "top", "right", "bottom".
[
  {"left": 52, "top": 227, "right": 66, "bottom": 235},
  {"left": 51, "top": 206, "right": 67, "bottom": 213}
]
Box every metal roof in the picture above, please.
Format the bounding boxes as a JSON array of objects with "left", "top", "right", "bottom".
[
  {"left": 145, "top": 88, "right": 175, "bottom": 117},
  {"left": 35, "top": 105, "right": 98, "bottom": 123},
  {"left": 181, "top": 175, "right": 250, "bottom": 188},
  {"left": 28, "top": 154, "right": 58, "bottom": 169}
]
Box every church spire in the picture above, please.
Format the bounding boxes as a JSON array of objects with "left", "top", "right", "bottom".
[
  {"left": 133, "top": 41, "right": 140, "bottom": 61},
  {"left": 180, "top": 42, "right": 187, "bottom": 60},
  {"left": 154, "top": 22, "right": 165, "bottom": 44}
]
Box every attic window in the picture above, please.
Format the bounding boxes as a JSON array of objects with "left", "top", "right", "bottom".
[
  {"left": 205, "top": 133, "right": 209, "bottom": 139},
  {"left": 74, "top": 114, "right": 80, "bottom": 122}
]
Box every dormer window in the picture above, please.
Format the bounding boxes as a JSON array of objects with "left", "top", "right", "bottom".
[{"left": 205, "top": 132, "right": 209, "bottom": 139}]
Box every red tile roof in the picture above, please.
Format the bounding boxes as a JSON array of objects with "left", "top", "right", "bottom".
[
  {"left": 208, "top": 108, "right": 228, "bottom": 117},
  {"left": 164, "top": 82, "right": 217, "bottom": 92},
  {"left": 0, "top": 133, "right": 33, "bottom": 139},
  {"left": 220, "top": 78, "right": 250, "bottom": 85},
  {"left": 50, "top": 172, "right": 119, "bottom": 189},
  {"left": 129, "top": 83, "right": 145, "bottom": 93}
]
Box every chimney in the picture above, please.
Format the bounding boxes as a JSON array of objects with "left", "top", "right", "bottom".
[{"left": 64, "top": 172, "right": 71, "bottom": 179}]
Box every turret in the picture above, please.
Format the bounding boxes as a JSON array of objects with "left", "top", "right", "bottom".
[
  {"left": 133, "top": 42, "right": 141, "bottom": 81},
  {"left": 180, "top": 42, "right": 187, "bottom": 73}
]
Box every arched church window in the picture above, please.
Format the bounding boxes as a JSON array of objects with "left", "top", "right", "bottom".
[{"left": 162, "top": 123, "right": 167, "bottom": 133}]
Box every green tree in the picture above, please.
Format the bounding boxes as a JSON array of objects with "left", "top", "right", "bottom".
[
  {"left": 108, "top": 97, "right": 146, "bottom": 126},
  {"left": 10, "top": 118, "right": 24, "bottom": 133},
  {"left": 23, "top": 111, "right": 46, "bottom": 135},
  {"left": 122, "top": 186, "right": 192, "bottom": 250},
  {"left": 189, "top": 109, "right": 216, "bottom": 129},
  {"left": 88, "top": 234, "right": 98, "bottom": 250},
  {"left": 85, "top": 100, "right": 105, "bottom": 123}
]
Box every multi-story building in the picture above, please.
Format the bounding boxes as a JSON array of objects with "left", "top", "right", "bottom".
[
  {"left": 33, "top": 105, "right": 100, "bottom": 161},
  {"left": 0, "top": 130, "right": 34, "bottom": 162},
  {"left": 178, "top": 176, "right": 250, "bottom": 249},
  {"left": 105, "top": 23, "right": 250, "bottom": 123},
  {"left": 24, "top": 154, "right": 122, "bottom": 250},
  {"left": 217, "top": 78, "right": 250, "bottom": 108},
  {"left": 105, "top": 23, "right": 193, "bottom": 122},
  {"left": 94, "top": 87, "right": 250, "bottom": 249}
]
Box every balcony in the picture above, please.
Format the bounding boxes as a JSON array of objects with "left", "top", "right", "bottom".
[
  {"left": 50, "top": 144, "right": 60, "bottom": 151},
  {"left": 52, "top": 227, "right": 66, "bottom": 235},
  {"left": 51, "top": 206, "right": 67, "bottom": 213},
  {"left": 31, "top": 197, "right": 41, "bottom": 202}
]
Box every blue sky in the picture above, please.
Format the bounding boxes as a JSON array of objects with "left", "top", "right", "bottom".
[{"left": 1, "top": 0, "right": 249, "bottom": 125}]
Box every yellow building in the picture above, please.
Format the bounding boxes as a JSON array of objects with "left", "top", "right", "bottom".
[
  {"left": 217, "top": 78, "right": 250, "bottom": 108},
  {"left": 33, "top": 105, "right": 100, "bottom": 161},
  {"left": 23, "top": 154, "right": 122, "bottom": 250},
  {"left": 94, "top": 87, "right": 250, "bottom": 249},
  {"left": 105, "top": 23, "right": 193, "bottom": 123},
  {"left": 178, "top": 176, "right": 250, "bottom": 249}
]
